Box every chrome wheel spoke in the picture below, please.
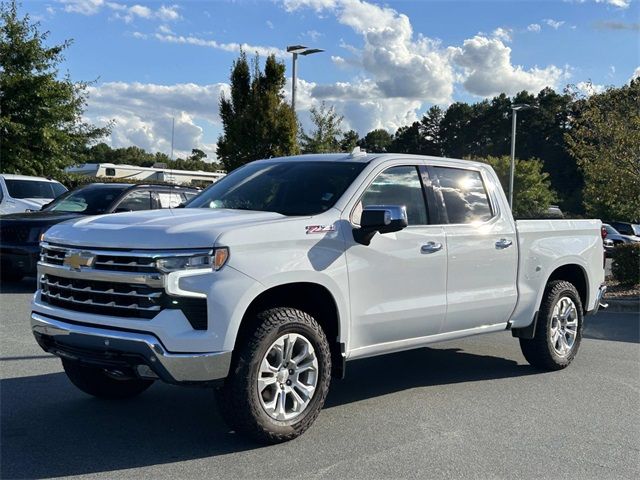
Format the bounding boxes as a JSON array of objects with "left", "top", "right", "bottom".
[
  {"left": 258, "top": 332, "right": 319, "bottom": 421},
  {"left": 550, "top": 296, "right": 579, "bottom": 357}
]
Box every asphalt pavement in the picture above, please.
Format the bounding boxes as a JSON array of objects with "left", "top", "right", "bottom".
[{"left": 1, "top": 279, "right": 639, "bottom": 480}]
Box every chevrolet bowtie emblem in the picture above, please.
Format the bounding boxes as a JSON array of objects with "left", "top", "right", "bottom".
[{"left": 63, "top": 250, "right": 95, "bottom": 271}]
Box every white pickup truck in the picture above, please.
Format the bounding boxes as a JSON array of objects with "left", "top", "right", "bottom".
[{"left": 31, "top": 152, "right": 606, "bottom": 443}]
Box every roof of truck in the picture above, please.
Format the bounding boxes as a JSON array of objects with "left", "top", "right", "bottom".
[{"left": 0, "top": 174, "right": 63, "bottom": 182}]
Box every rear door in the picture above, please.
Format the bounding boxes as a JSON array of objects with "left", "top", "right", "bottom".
[
  {"left": 427, "top": 164, "right": 518, "bottom": 333},
  {"left": 344, "top": 162, "right": 447, "bottom": 355}
]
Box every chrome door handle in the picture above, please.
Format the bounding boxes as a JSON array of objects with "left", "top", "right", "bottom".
[
  {"left": 495, "top": 238, "right": 513, "bottom": 249},
  {"left": 421, "top": 242, "right": 443, "bottom": 253}
]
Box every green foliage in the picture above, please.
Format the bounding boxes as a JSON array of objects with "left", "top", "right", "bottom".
[
  {"left": 0, "top": 1, "right": 109, "bottom": 175},
  {"left": 299, "top": 102, "right": 344, "bottom": 153},
  {"left": 358, "top": 128, "right": 393, "bottom": 153},
  {"left": 217, "top": 52, "right": 298, "bottom": 171},
  {"left": 565, "top": 79, "right": 640, "bottom": 222},
  {"left": 611, "top": 243, "right": 640, "bottom": 286},
  {"left": 390, "top": 106, "right": 443, "bottom": 155},
  {"left": 475, "top": 155, "right": 557, "bottom": 218},
  {"left": 340, "top": 129, "right": 359, "bottom": 152}
]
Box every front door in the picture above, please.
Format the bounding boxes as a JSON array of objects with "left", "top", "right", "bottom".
[{"left": 344, "top": 164, "right": 447, "bottom": 355}]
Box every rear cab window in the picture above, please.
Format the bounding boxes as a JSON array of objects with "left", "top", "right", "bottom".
[
  {"left": 428, "top": 166, "right": 494, "bottom": 225},
  {"left": 4, "top": 180, "right": 66, "bottom": 199}
]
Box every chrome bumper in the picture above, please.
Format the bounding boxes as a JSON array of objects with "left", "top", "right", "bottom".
[{"left": 31, "top": 312, "right": 231, "bottom": 384}]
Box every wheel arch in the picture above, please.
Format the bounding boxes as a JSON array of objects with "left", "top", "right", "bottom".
[
  {"left": 233, "top": 282, "right": 346, "bottom": 378},
  {"left": 545, "top": 263, "right": 588, "bottom": 312}
]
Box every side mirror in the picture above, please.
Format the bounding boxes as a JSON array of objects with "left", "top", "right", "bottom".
[{"left": 353, "top": 205, "right": 408, "bottom": 246}]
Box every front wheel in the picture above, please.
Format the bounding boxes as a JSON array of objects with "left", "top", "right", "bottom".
[
  {"left": 519, "top": 280, "right": 584, "bottom": 371},
  {"left": 217, "top": 307, "right": 332, "bottom": 443},
  {"left": 62, "top": 359, "right": 154, "bottom": 399}
]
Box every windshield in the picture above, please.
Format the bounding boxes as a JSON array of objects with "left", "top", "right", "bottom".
[
  {"left": 604, "top": 225, "right": 620, "bottom": 235},
  {"left": 187, "top": 161, "right": 366, "bottom": 216},
  {"left": 45, "top": 185, "right": 129, "bottom": 214},
  {"left": 5, "top": 179, "right": 67, "bottom": 199}
]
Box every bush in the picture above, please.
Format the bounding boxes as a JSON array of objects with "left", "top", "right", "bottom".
[{"left": 611, "top": 243, "right": 640, "bottom": 286}]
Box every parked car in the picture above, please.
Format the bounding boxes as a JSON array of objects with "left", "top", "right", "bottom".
[
  {"left": 0, "top": 174, "right": 67, "bottom": 214},
  {"left": 601, "top": 223, "right": 640, "bottom": 246},
  {"left": 0, "top": 183, "right": 199, "bottom": 281},
  {"left": 607, "top": 221, "right": 640, "bottom": 238},
  {"left": 30, "top": 152, "right": 606, "bottom": 443}
]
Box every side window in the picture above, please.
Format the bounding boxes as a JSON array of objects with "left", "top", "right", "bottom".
[
  {"left": 353, "top": 166, "right": 428, "bottom": 226},
  {"left": 115, "top": 190, "right": 152, "bottom": 212},
  {"left": 430, "top": 167, "right": 493, "bottom": 224},
  {"left": 105, "top": 168, "right": 116, "bottom": 177},
  {"left": 155, "top": 191, "right": 183, "bottom": 209}
]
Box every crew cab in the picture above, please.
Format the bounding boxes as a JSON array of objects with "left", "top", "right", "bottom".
[
  {"left": 0, "top": 183, "right": 198, "bottom": 281},
  {"left": 30, "top": 152, "right": 606, "bottom": 443}
]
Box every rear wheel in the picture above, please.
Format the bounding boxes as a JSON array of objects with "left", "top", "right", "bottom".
[
  {"left": 62, "top": 359, "right": 153, "bottom": 399},
  {"left": 217, "top": 307, "right": 331, "bottom": 443},
  {"left": 519, "top": 280, "right": 583, "bottom": 370}
]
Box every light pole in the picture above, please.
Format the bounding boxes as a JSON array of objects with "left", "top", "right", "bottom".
[
  {"left": 287, "top": 45, "right": 324, "bottom": 111},
  {"left": 509, "top": 103, "right": 537, "bottom": 208}
]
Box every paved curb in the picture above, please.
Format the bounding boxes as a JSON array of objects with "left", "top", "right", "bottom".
[{"left": 603, "top": 298, "right": 640, "bottom": 313}]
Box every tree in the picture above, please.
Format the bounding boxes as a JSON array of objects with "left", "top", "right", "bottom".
[
  {"left": 565, "top": 80, "right": 640, "bottom": 222},
  {"left": 340, "top": 129, "right": 359, "bottom": 152},
  {"left": 217, "top": 52, "right": 298, "bottom": 171},
  {"left": 299, "top": 102, "right": 344, "bottom": 153},
  {"left": 476, "top": 155, "right": 557, "bottom": 218},
  {"left": 0, "top": 1, "right": 108, "bottom": 175},
  {"left": 188, "top": 148, "right": 207, "bottom": 162},
  {"left": 358, "top": 128, "right": 393, "bottom": 153},
  {"left": 390, "top": 106, "right": 444, "bottom": 155}
]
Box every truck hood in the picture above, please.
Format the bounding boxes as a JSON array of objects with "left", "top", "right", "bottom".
[{"left": 43, "top": 208, "right": 288, "bottom": 249}]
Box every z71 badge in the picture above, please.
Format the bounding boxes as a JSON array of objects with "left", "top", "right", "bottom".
[{"left": 305, "top": 225, "right": 336, "bottom": 234}]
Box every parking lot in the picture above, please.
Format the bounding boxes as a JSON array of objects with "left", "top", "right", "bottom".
[{"left": 1, "top": 279, "right": 638, "bottom": 480}]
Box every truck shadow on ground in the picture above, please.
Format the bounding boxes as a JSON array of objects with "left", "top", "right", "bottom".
[
  {"left": 0, "top": 277, "right": 37, "bottom": 294},
  {"left": 0, "top": 346, "right": 536, "bottom": 479}
]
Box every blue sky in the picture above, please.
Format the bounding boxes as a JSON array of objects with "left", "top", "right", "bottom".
[{"left": 22, "top": 0, "right": 640, "bottom": 159}]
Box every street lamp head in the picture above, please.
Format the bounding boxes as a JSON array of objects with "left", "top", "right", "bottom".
[
  {"left": 300, "top": 48, "right": 325, "bottom": 56},
  {"left": 511, "top": 103, "right": 538, "bottom": 111},
  {"left": 287, "top": 45, "right": 308, "bottom": 53}
]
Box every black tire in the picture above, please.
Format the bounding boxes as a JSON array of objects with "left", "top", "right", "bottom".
[
  {"left": 62, "top": 359, "right": 153, "bottom": 399},
  {"left": 519, "top": 280, "right": 584, "bottom": 371},
  {"left": 217, "top": 307, "right": 332, "bottom": 443}
]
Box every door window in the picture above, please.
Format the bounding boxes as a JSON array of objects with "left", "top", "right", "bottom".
[
  {"left": 430, "top": 167, "right": 493, "bottom": 224},
  {"left": 155, "top": 191, "right": 184, "bottom": 209},
  {"left": 114, "top": 190, "right": 152, "bottom": 212},
  {"left": 353, "top": 166, "right": 428, "bottom": 226}
]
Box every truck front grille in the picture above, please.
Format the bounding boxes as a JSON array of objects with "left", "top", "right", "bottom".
[
  {"left": 0, "top": 225, "right": 31, "bottom": 243},
  {"left": 40, "top": 274, "right": 163, "bottom": 319},
  {"left": 41, "top": 245, "right": 158, "bottom": 273}
]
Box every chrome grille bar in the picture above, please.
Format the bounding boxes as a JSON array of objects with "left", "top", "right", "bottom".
[
  {"left": 41, "top": 290, "right": 162, "bottom": 312},
  {"left": 40, "top": 277, "right": 163, "bottom": 299}
]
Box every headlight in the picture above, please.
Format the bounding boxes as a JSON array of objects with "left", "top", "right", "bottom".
[{"left": 156, "top": 248, "right": 229, "bottom": 273}]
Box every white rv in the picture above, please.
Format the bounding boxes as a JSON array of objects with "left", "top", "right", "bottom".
[{"left": 66, "top": 163, "right": 225, "bottom": 186}]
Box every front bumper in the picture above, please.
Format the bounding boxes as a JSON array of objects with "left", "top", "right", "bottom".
[{"left": 31, "top": 312, "right": 232, "bottom": 384}]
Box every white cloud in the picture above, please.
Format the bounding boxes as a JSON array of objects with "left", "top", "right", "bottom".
[
  {"left": 544, "top": 18, "right": 565, "bottom": 29},
  {"left": 451, "top": 35, "right": 569, "bottom": 97},
  {"left": 563, "top": 0, "right": 631, "bottom": 7},
  {"left": 283, "top": 0, "right": 455, "bottom": 104},
  {"left": 305, "top": 29, "right": 323, "bottom": 42},
  {"left": 631, "top": 66, "right": 640, "bottom": 81},
  {"left": 266, "top": 20, "right": 274, "bottom": 29},
  {"left": 575, "top": 81, "right": 605, "bottom": 96},
  {"left": 157, "top": 24, "right": 174, "bottom": 34},
  {"left": 59, "top": 1, "right": 182, "bottom": 22},
  {"left": 492, "top": 27, "right": 512, "bottom": 42},
  {"left": 59, "top": 0, "right": 104, "bottom": 15},
  {"left": 86, "top": 82, "right": 229, "bottom": 159},
  {"left": 527, "top": 23, "right": 541, "bottom": 32},
  {"left": 152, "top": 33, "right": 287, "bottom": 58}
]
